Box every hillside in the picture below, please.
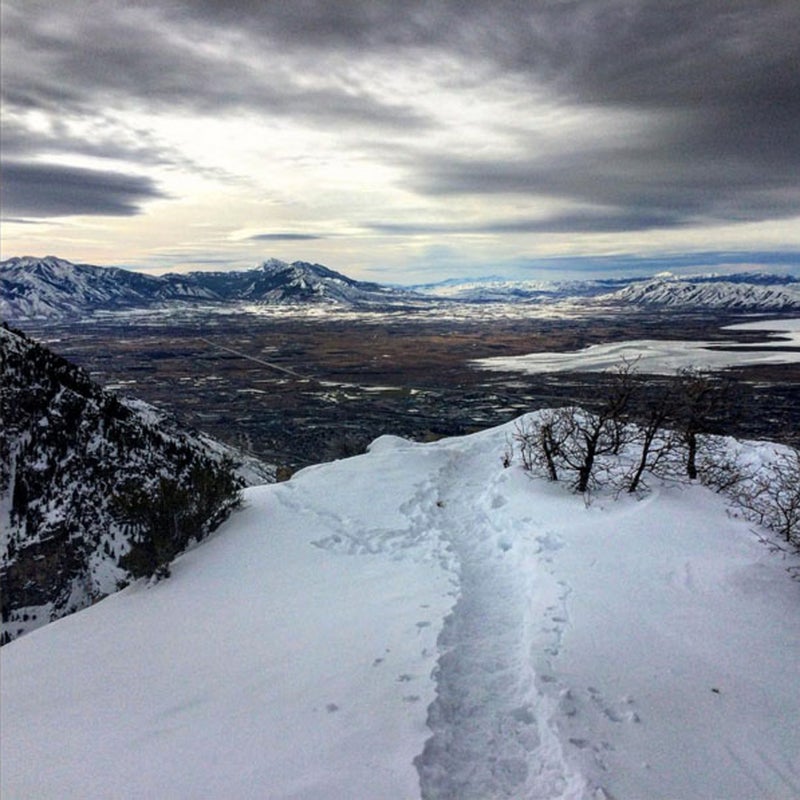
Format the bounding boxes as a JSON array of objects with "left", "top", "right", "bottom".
[
  {"left": 0, "top": 256, "right": 215, "bottom": 319},
  {"left": 170, "top": 258, "right": 415, "bottom": 306},
  {"left": 0, "top": 325, "right": 271, "bottom": 643},
  {"left": 2, "top": 416, "right": 798, "bottom": 799}
]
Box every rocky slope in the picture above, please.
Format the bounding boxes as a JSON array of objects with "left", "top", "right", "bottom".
[{"left": 0, "top": 325, "right": 271, "bottom": 643}]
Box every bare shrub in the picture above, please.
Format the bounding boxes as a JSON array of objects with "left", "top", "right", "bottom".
[
  {"left": 732, "top": 446, "right": 800, "bottom": 550},
  {"left": 512, "top": 409, "right": 574, "bottom": 481},
  {"left": 671, "top": 368, "right": 740, "bottom": 480}
]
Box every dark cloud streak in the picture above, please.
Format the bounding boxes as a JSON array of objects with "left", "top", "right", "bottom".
[
  {"left": 366, "top": 210, "right": 688, "bottom": 236},
  {"left": 249, "top": 233, "right": 325, "bottom": 241},
  {"left": 1, "top": 162, "right": 165, "bottom": 217}
]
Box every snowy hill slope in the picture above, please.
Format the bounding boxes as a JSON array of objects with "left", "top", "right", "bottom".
[
  {"left": 2, "top": 418, "right": 799, "bottom": 799},
  {"left": 0, "top": 326, "right": 272, "bottom": 642}
]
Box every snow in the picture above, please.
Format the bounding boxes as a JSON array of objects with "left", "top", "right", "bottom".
[
  {"left": 473, "top": 318, "right": 800, "bottom": 375},
  {"left": 2, "top": 417, "right": 800, "bottom": 799}
]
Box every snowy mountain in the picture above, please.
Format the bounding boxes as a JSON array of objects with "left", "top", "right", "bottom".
[
  {"left": 0, "top": 325, "right": 272, "bottom": 643},
  {"left": 416, "top": 272, "right": 800, "bottom": 310},
  {"left": 1, "top": 413, "right": 799, "bottom": 798},
  {"left": 0, "top": 256, "right": 424, "bottom": 319},
  {"left": 0, "top": 255, "right": 219, "bottom": 319},
  {"left": 597, "top": 274, "right": 800, "bottom": 310},
  {"left": 171, "top": 258, "right": 424, "bottom": 306}
]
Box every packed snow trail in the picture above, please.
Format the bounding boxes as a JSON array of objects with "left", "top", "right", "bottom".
[
  {"left": 405, "top": 440, "right": 585, "bottom": 799},
  {"left": 254, "top": 431, "right": 586, "bottom": 798}
]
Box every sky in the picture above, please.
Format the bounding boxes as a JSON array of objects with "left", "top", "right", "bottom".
[{"left": 1, "top": 0, "right": 799, "bottom": 282}]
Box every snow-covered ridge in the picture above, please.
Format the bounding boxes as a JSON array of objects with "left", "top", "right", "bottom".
[
  {"left": 416, "top": 272, "right": 800, "bottom": 309},
  {"left": 597, "top": 276, "right": 800, "bottom": 310},
  {"left": 1, "top": 415, "right": 798, "bottom": 798}
]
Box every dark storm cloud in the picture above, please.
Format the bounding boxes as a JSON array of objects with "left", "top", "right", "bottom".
[
  {"left": 2, "top": 0, "right": 798, "bottom": 232},
  {"left": 172, "top": 0, "right": 800, "bottom": 134},
  {"left": 249, "top": 233, "right": 324, "bottom": 241},
  {"left": 402, "top": 141, "right": 800, "bottom": 227},
  {"left": 0, "top": 0, "right": 431, "bottom": 129},
  {"left": 1, "top": 162, "right": 165, "bottom": 217},
  {"left": 383, "top": 0, "right": 800, "bottom": 230}
]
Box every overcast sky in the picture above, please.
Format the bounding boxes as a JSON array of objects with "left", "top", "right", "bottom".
[{"left": 1, "top": 0, "right": 799, "bottom": 281}]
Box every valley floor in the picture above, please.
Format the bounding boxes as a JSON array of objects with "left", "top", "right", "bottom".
[{"left": 2, "top": 419, "right": 799, "bottom": 799}]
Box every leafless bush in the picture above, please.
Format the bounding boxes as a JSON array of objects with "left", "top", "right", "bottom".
[
  {"left": 513, "top": 405, "right": 634, "bottom": 493},
  {"left": 732, "top": 447, "right": 800, "bottom": 550},
  {"left": 696, "top": 439, "right": 754, "bottom": 494},
  {"left": 512, "top": 409, "right": 574, "bottom": 481},
  {"left": 505, "top": 359, "right": 791, "bottom": 557},
  {"left": 671, "top": 368, "right": 740, "bottom": 480},
  {"left": 624, "top": 393, "right": 679, "bottom": 493}
]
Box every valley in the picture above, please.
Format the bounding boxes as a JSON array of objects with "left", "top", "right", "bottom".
[{"left": 17, "top": 307, "right": 800, "bottom": 472}]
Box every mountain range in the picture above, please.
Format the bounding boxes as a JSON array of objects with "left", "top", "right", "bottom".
[
  {"left": 2, "top": 256, "right": 800, "bottom": 319},
  {"left": 0, "top": 256, "right": 423, "bottom": 319},
  {"left": 415, "top": 272, "right": 800, "bottom": 309}
]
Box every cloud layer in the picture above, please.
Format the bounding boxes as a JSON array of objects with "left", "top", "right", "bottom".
[{"left": 1, "top": 0, "right": 798, "bottom": 271}]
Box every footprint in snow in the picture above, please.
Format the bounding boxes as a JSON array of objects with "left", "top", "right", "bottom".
[
  {"left": 588, "top": 687, "right": 641, "bottom": 723},
  {"left": 536, "top": 532, "right": 564, "bottom": 551},
  {"left": 497, "top": 537, "right": 513, "bottom": 552}
]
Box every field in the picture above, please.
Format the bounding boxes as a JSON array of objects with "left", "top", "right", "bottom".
[{"left": 20, "top": 306, "right": 800, "bottom": 471}]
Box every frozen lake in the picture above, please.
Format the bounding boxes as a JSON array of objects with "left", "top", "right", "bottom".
[{"left": 473, "top": 318, "right": 800, "bottom": 375}]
